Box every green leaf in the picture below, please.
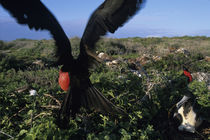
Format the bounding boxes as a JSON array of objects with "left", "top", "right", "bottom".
[{"left": 18, "top": 129, "right": 28, "bottom": 136}]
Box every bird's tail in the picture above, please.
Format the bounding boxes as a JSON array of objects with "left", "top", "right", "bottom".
[
  {"left": 81, "top": 83, "right": 126, "bottom": 115},
  {"left": 58, "top": 79, "right": 126, "bottom": 128}
]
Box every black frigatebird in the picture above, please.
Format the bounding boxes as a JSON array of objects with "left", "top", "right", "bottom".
[
  {"left": 173, "top": 68, "right": 203, "bottom": 133},
  {"left": 0, "top": 0, "right": 146, "bottom": 126}
]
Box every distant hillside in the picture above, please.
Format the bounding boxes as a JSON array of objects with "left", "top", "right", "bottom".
[
  {"left": 1, "top": 36, "right": 209, "bottom": 73},
  {"left": 1, "top": 36, "right": 210, "bottom": 55}
]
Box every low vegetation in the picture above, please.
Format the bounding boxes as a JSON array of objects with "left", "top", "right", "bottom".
[{"left": 0, "top": 36, "right": 209, "bottom": 139}]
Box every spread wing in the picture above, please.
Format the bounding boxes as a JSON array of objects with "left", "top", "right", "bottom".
[
  {"left": 80, "top": 0, "right": 146, "bottom": 50},
  {"left": 0, "top": 0, "right": 73, "bottom": 65},
  {"left": 71, "top": 0, "right": 146, "bottom": 117}
]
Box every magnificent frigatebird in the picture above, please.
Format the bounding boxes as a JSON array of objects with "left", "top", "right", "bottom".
[
  {"left": 173, "top": 68, "right": 203, "bottom": 133},
  {"left": 0, "top": 0, "right": 146, "bottom": 126}
]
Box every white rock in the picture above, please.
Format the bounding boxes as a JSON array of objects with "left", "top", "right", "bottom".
[
  {"left": 98, "top": 52, "right": 112, "bottom": 61},
  {"left": 98, "top": 52, "right": 105, "bottom": 58},
  {"left": 112, "top": 60, "right": 119, "bottom": 65},
  {"left": 29, "top": 89, "right": 38, "bottom": 96},
  {"left": 105, "top": 61, "right": 112, "bottom": 66},
  {"left": 176, "top": 48, "right": 190, "bottom": 55},
  {"left": 192, "top": 72, "right": 210, "bottom": 83}
]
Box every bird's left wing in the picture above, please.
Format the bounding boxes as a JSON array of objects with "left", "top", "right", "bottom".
[
  {"left": 80, "top": 0, "right": 146, "bottom": 51},
  {"left": 0, "top": 0, "right": 73, "bottom": 65}
]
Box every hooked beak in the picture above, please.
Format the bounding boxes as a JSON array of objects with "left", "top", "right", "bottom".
[{"left": 176, "top": 95, "right": 190, "bottom": 109}]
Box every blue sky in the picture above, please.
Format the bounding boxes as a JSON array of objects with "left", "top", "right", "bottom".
[{"left": 1, "top": 0, "right": 210, "bottom": 41}]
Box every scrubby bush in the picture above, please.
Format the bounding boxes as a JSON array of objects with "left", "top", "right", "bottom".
[{"left": 0, "top": 37, "right": 209, "bottom": 139}]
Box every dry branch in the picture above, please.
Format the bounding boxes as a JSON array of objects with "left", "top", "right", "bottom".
[
  {"left": 44, "top": 93, "right": 61, "bottom": 107},
  {"left": 8, "top": 107, "right": 27, "bottom": 121},
  {"left": 41, "top": 105, "right": 60, "bottom": 109},
  {"left": 33, "top": 112, "right": 51, "bottom": 120}
]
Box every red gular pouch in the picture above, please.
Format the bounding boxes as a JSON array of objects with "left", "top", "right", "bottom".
[
  {"left": 59, "top": 70, "right": 70, "bottom": 91},
  {"left": 183, "top": 68, "right": 192, "bottom": 83}
]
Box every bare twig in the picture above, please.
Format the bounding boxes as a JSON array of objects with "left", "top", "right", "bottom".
[
  {"left": 25, "top": 112, "right": 51, "bottom": 126},
  {"left": 41, "top": 105, "right": 60, "bottom": 109},
  {"left": 195, "top": 130, "right": 206, "bottom": 140},
  {"left": 33, "top": 112, "right": 51, "bottom": 120},
  {"left": 8, "top": 85, "right": 30, "bottom": 97},
  {"left": 8, "top": 107, "right": 27, "bottom": 121},
  {"left": 140, "top": 82, "right": 155, "bottom": 102},
  {"left": 44, "top": 93, "right": 61, "bottom": 107},
  {"left": 16, "top": 86, "right": 29, "bottom": 93},
  {"left": 0, "top": 130, "right": 14, "bottom": 139},
  {"left": 139, "top": 70, "right": 169, "bottom": 103}
]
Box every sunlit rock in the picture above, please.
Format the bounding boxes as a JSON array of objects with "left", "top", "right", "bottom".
[{"left": 29, "top": 89, "right": 38, "bottom": 96}]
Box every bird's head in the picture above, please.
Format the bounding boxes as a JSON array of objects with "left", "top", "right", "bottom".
[{"left": 176, "top": 92, "right": 195, "bottom": 109}]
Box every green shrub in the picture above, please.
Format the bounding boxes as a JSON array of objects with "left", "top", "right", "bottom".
[{"left": 0, "top": 37, "right": 209, "bottom": 139}]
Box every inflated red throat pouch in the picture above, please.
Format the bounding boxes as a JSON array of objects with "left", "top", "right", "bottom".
[
  {"left": 183, "top": 70, "right": 192, "bottom": 82},
  {"left": 59, "top": 70, "right": 70, "bottom": 91}
]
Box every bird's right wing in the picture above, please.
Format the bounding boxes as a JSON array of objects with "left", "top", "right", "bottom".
[
  {"left": 0, "top": 0, "right": 73, "bottom": 65},
  {"left": 74, "top": 0, "right": 146, "bottom": 117},
  {"left": 81, "top": 0, "right": 146, "bottom": 50},
  {"left": 79, "top": 0, "right": 146, "bottom": 68}
]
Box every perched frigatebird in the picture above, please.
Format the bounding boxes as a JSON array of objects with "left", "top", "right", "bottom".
[
  {"left": 173, "top": 68, "right": 203, "bottom": 133},
  {"left": 0, "top": 0, "right": 146, "bottom": 126}
]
